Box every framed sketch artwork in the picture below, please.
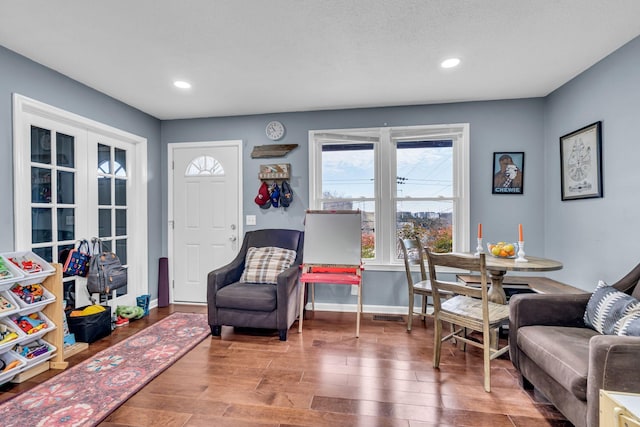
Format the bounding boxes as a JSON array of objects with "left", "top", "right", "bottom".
[
  {"left": 492, "top": 152, "right": 524, "bottom": 195},
  {"left": 560, "top": 121, "right": 603, "bottom": 201}
]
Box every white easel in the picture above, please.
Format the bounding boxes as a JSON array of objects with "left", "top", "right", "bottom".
[{"left": 298, "top": 210, "right": 363, "bottom": 337}]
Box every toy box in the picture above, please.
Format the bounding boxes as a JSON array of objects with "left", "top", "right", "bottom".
[{"left": 66, "top": 305, "right": 112, "bottom": 343}]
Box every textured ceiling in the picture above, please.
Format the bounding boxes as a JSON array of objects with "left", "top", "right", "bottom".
[{"left": 1, "top": 0, "right": 640, "bottom": 120}]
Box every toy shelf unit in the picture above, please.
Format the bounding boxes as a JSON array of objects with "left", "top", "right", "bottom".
[
  {"left": 258, "top": 163, "right": 290, "bottom": 181},
  {"left": 0, "top": 253, "right": 71, "bottom": 384}
]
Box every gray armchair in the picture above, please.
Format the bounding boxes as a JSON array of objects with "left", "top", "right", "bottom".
[
  {"left": 207, "top": 229, "right": 304, "bottom": 341},
  {"left": 509, "top": 262, "right": 640, "bottom": 427}
]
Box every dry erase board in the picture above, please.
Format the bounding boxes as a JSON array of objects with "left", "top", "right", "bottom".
[{"left": 303, "top": 210, "right": 362, "bottom": 265}]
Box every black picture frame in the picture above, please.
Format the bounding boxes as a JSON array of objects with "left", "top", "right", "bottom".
[
  {"left": 560, "top": 121, "right": 603, "bottom": 201},
  {"left": 492, "top": 152, "right": 524, "bottom": 195}
]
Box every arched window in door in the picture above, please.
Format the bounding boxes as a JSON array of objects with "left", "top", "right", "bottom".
[{"left": 185, "top": 155, "right": 225, "bottom": 176}]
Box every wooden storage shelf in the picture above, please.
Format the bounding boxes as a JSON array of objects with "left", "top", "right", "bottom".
[{"left": 12, "top": 263, "right": 88, "bottom": 383}]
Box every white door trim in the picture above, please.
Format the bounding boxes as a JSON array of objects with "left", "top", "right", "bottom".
[
  {"left": 167, "top": 140, "right": 243, "bottom": 304},
  {"left": 13, "top": 94, "right": 149, "bottom": 305}
]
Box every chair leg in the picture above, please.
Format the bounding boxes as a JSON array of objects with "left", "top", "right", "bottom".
[
  {"left": 407, "top": 291, "right": 414, "bottom": 332},
  {"left": 298, "top": 282, "right": 306, "bottom": 333},
  {"left": 421, "top": 295, "right": 427, "bottom": 325},
  {"left": 356, "top": 284, "right": 361, "bottom": 338},
  {"left": 483, "top": 329, "right": 492, "bottom": 392},
  {"left": 433, "top": 318, "right": 443, "bottom": 368},
  {"left": 211, "top": 325, "right": 221, "bottom": 337},
  {"left": 279, "top": 329, "right": 287, "bottom": 341}
]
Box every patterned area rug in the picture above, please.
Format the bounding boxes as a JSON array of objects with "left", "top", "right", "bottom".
[{"left": 0, "top": 312, "right": 210, "bottom": 427}]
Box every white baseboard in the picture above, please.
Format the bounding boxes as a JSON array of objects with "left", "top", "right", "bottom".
[{"left": 304, "top": 302, "right": 407, "bottom": 315}]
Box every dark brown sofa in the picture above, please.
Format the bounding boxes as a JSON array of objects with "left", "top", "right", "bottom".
[
  {"left": 509, "top": 262, "right": 640, "bottom": 427},
  {"left": 207, "top": 229, "right": 304, "bottom": 341}
]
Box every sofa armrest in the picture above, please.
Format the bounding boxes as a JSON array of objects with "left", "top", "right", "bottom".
[
  {"left": 276, "top": 265, "right": 301, "bottom": 330},
  {"left": 586, "top": 335, "right": 640, "bottom": 427},
  {"left": 207, "top": 258, "right": 244, "bottom": 292}
]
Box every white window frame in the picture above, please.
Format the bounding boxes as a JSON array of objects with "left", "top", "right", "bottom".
[
  {"left": 12, "top": 94, "right": 148, "bottom": 307},
  {"left": 309, "top": 123, "right": 470, "bottom": 270}
]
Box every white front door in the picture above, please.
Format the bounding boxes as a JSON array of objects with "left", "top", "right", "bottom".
[{"left": 170, "top": 142, "right": 242, "bottom": 303}]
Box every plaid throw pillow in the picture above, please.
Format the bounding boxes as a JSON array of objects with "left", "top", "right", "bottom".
[
  {"left": 584, "top": 280, "right": 640, "bottom": 336},
  {"left": 240, "top": 246, "right": 297, "bottom": 284}
]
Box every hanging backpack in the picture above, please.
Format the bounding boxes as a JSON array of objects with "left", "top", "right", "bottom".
[{"left": 86, "top": 238, "right": 128, "bottom": 295}]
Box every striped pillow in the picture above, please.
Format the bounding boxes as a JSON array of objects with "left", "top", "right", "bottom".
[
  {"left": 584, "top": 280, "right": 640, "bottom": 336},
  {"left": 240, "top": 246, "right": 297, "bottom": 284}
]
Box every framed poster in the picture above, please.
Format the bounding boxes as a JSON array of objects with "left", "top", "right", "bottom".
[
  {"left": 492, "top": 152, "right": 524, "bottom": 195},
  {"left": 560, "top": 121, "right": 602, "bottom": 201}
]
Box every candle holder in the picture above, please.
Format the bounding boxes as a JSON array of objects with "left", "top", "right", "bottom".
[
  {"left": 474, "top": 237, "right": 484, "bottom": 256},
  {"left": 516, "top": 240, "right": 528, "bottom": 262}
]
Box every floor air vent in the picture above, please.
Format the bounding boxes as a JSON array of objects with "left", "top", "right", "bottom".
[{"left": 373, "top": 314, "right": 404, "bottom": 322}]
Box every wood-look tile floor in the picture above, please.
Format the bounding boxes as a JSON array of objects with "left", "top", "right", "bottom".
[{"left": 0, "top": 305, "right": 573, "bottom": 426}]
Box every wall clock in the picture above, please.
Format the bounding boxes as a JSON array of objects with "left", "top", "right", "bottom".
[{"left": 265, "top": 120, "right": 285, "bottom": 141}]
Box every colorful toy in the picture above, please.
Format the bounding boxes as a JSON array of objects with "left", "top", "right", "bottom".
[
  {"left": 0, "top": 295, "right": 15, "bottom": 313},
  {"left": 0, "top": 324, "right": 18, "bottom": 344},
  {"left": 2, "top": 359, "right": 21, "bottom": 372},
  {"left": 8, "top": 255, "right": 43, "bottom": 273},
  {"left": 12, "top": 313, "right": 48, "bottom": 335},
  {"left": 116, "top": 305, "right": 144, "bottom": 320},
  {"left": 10, "top": 283, "right": 45, "bottom": 304},
  {"left": 14, "top": 342, "right": 51, "bottom": 359},
  {"left": 0, "top": 258, "right": 14, "bottom": 280}
]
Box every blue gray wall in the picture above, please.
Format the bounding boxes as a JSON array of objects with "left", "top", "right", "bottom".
[
  {"left": 0, "top": 45, "right": 163, "bottom": 299},
  {"left": 3, "top": 33, "right": 639, "bottom": 306},
  {"left": 544, "top": 36, "right": 640, "bottom": 289},
  {"left": 162, "top": 100, "right": 546, "bottom": 307}
]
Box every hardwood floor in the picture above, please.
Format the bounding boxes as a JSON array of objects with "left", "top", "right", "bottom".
[{"left": 0, "top": 305, "right": 573, "bottom": 426}]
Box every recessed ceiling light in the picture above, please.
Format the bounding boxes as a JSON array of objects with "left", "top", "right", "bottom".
[
  {"left": 174, "top": 80, "right": 191, "bottom": 89},
  {"left": 440, "top": 58, "right": 461, "bottom": 69}
]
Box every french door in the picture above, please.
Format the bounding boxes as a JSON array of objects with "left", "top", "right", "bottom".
[{"left": 13, "top": 95, "right": 148, "bottom": 309}]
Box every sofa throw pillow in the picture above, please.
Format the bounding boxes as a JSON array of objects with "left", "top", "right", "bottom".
[
  {"left": 584, "top": 280, "right": 640, "bottom": 335},
  {"left": 240, "top": 246, "right": 297, "bottom": 285}
]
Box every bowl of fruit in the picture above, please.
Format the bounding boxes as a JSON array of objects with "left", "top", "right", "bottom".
[{"left": 487, "top": 242, "right": 518, "bottom": 258}]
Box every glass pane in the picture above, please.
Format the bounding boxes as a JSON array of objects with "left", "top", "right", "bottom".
[
  {"left": 32, "top": 208, "right": 52, "bottom": 243},
  {"left": 98, "top": 177, "right": 112, "bottom": 205},
  {"left": 321, "top": 200, "right": 375, "bottom": 259},
  {"left": 186, "top": 155, "right": 224, "bottom": 176},
  {"left": 115, "top": 179, "right": 126, "bottom": 206},
  {"left": 114, "top": 148, "right": 127, "bottom": 177},
  {"left": 99, "top": 209, "right": 112, "bottom": 237},
  {"left": 31, "top": 126, "right": 51, "bottom": 164},
  {"left": 116, "top": 239, "right": 127, "bottom": 264},
  {"left": 101, "top": 239, "right": 112, "bottom": 252},
  {"left": 57, "top": 243, "right": 74, "bottom": 264},
  {"left": 321, "top": 144, "right": 374, "bottom": 198},
  {"left": 396, "top": 141, "right": 453, "bottom": 198},
  {"left": 115, "top": 209, "right": 127, "bottom": 236},
  {"left": 63, "top": 280, "right": 76, "bottom": 310},
  {"left": 396, "top": 200, "right": 453, "bottom": 254},
  {"left": 98, "top": 143, "right": 111, "bottom": 174},
  {"left": 57, "top": 171, "right": 75, "bottom": 204},
  {"left": 56, "top": 132, "right": 75, "bottom": 167},
  {"left": 33, "top": 246, "right": 52, "bottom": 263},
  {"left": 31, "top": 167, "right": 52, "bottom": 203},
  {"left": 57, "top": 208, "right": 75, "bottom": 241}
]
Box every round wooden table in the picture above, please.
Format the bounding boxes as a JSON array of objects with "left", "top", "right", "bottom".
[{"left": 484, "top": 255, "right": 563, "bottom": 304}]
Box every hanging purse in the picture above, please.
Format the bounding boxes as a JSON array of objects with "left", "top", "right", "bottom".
[{"left": 63, "top": 239, "right": 91, "bottom": 277}]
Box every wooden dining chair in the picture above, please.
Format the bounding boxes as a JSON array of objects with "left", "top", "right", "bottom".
[
  {"left": 424, "top": 248, "right": 510, "bottom": 392},
  {"left": 398, "top": 238, "right": 437, "bottom": 331}
]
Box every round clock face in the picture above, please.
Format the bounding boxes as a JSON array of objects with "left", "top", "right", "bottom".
[{"left": 266, "top": 121, "right": 285, "bottom": 141}]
